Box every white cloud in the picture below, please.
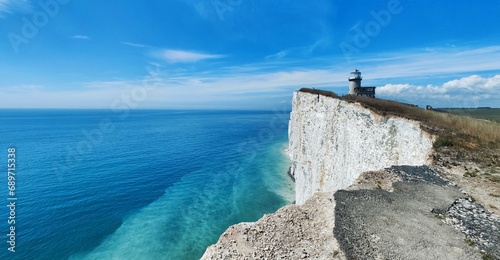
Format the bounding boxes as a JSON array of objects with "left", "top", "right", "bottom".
[
  {"left": 377, "top": 84, "right": 412, "bottom": 94},
  {"left": 121, "top": 41, "right": 150, "bottom": 48},
  {"left": 70, "top": 35, "right": 90, "bottom": 40},
  {"left": 442, "top": 75, "right": 500, "bottom": 91},
  {"left": 377, "top": 75, "right": 500, "bottom": 107},
  {"left": 265, "top": 50, "right": 288, "bottom": 60},
  {"left": 0, "top": 0, "right": 31, "bottom": 17},
  {"left": 153, "top": 49, "right": 225, "bottom": 63}
]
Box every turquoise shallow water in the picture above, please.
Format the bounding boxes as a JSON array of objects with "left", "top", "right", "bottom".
[{"left": 0, "top": 109, "right": 294, "bottom": 260}]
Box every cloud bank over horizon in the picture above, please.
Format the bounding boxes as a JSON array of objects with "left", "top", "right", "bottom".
[{"left": 378, "top": 75, "right": 500, "bottom": 108}]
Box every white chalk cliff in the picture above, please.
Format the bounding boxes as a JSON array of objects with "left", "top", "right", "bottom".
[
  {"left": 289, "top": 91, "right": 435, "bottom": 204},
  {"left": 201, "top": 90, "right": 438, "bottom": 259}
]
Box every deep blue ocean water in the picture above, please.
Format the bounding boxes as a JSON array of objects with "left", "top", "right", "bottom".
[{"left": 0, "top": 109, "right": 294, "bottom": 260}]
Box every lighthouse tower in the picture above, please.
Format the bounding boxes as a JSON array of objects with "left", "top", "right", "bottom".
[{"left": 348, "top": 69, "right": 362, "bottom": 95}]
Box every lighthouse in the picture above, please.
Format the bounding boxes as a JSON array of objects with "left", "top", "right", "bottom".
[
  {"left": 348, "top": 69, "right": 362, "bottom": 95},
  {"left": 348, "top": 69, "right": 376, "bottom": 98}
]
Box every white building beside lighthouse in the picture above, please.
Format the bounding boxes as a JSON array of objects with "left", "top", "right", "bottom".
[{"left": 348, "top": 69, "right": 376, "bottom": 98}]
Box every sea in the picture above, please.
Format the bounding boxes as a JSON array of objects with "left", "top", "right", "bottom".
[{"left": 0, "top": 109, "right": 295, "bottom": 260}]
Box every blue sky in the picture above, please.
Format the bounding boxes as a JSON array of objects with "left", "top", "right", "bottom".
[{"left": 1, "top": 0, "right": 500, "bottom": 109}]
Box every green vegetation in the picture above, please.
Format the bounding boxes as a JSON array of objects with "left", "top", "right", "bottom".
[
  {"left": 299, "top": 88, "right": 339, "bottom": 98},
  {"left": 464, "top": 237, "right": 475, "bottom": 247},
  {"left": 443, "top": 108, "right": 500, "bottom": 123},
  {"left": 434, "top": 137, "right": 453, "bottom": 148},
  {"left": 481, "top": 251, "right": 494, "bottom": 260},
  {"left": 489, "top": 193, "right": 500, "bottom": 198}
]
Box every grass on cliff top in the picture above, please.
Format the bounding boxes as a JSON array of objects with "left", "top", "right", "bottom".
[
  {"left": 299, "top": 88, "right": 500, "bottom": 149},
  {"left": 299, "top": 87, "right": 339, "bottom": 98},
  {"left": 443, "top": 108, "right": 500, "bottom": 123}
]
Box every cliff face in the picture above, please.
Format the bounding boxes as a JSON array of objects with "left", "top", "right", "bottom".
[
  {"left": 288, "top": 91, "right": 434, "bottom": 204},
  {"left": 202, "top": 90, "right": 498, "bottom": 259}
]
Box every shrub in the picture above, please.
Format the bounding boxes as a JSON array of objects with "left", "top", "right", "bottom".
[
  {"left": 464, "top": 238, "right": 475, "bottom": 247},
  {"left": 434, "top": 137, "right": 453, "bottom": 148},
  {"left": 481, "top": 252, "right": 494, "bottom": 260}
]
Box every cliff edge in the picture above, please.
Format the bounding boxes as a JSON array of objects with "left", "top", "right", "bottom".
[{"left": 202, "top": 89, "right": 499, "bottom": 259}]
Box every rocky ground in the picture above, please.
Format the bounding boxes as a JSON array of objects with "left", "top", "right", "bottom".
[
  {"left": 201, "top": 192, "right": 344, "bottom": 259},
  {"left": 202, "top": 165, "right": 499, "bottom": 259},
  {"left": 433, "top": 146, "right": 500, "bottom": 216},
  {"left": 336, "top": 166, "right": 496, "bottom": 259}
]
